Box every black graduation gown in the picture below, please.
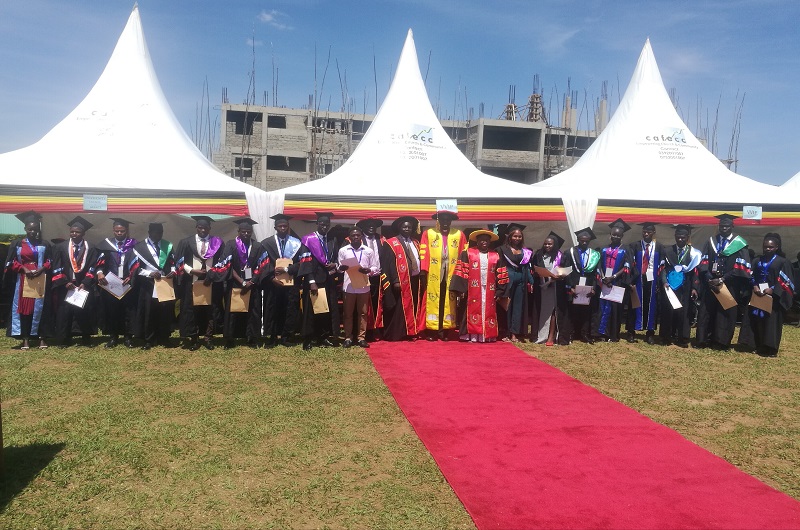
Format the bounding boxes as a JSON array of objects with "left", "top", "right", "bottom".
[
  {"left": 298, "top": 234, "right": 341, "bottom": 341},
  {"left": 94, "top": 238, "right": 137, "bottom": 338},
  {"left": 260, "top": 235, "right": 303, "bottom": 339},
  {"left": 380, "top": 236, "right": 423, "bottom": 341},
  {"left": 175, "top": 235, "right": 225, "bottom": 339},
  {"left": 626, "top": 240, "right": 664, "bottom": 334},
  {"left": 561, "top": 247, "right": 599, "bottom": 343},
  {"left": 696, "top": 236, "right": 752, "bottom": 347},
  {"left": 594, "top": 245, "right": 631, "bottom": 341},
  {"left": 209, "top": 239, "right": 270, "bottom": 341},
  {"left": 4, "top": 238, "right": 54, "bottom": 339},
  {"left": 658, "top": 245, "right": 700, "bottom": 342},
  {"left": 131, "top": 239, "right": 177, "bottom": 344},
  {"left": 749, "top": 254, "right": 794, "bottom": 354},
  {"left": 51, "top": 240, "right": 98, "bottom": 340},
  {"left": 495, "top": 245, "right": 533, "bottom": 338}
]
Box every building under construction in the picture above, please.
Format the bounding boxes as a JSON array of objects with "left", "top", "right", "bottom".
[{"left": 212, "top": 86, "right": 609, "bottom": 192}]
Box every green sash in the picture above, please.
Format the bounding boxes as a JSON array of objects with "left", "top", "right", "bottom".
[
  {"left": 577, "top": 248, "right": 600, "bottom": 272},
  {"left": 721, "top": 235, "right": 747, "bottom": 257},
  {"left": 158, "top": 240, "right": 173, "bottom": 269}
]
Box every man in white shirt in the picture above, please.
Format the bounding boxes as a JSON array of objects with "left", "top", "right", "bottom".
[
  {"left": 357, "top": 217, "right": 386, "bottom": 340},
  {"left": 338, "top": 226, "right": 380, "bottom": 347}
]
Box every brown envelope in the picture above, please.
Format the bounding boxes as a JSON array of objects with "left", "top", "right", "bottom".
[
  {"left": 712, "top": 283, "right": 738, "bottom": 310},
  {"left": 230, "top": 288, "right": 251, "bottom": 312},
  {"left": 629, "top": 286, "right": 641, "bottom": 309},
  {"left": 155, "top": 277, "right": 176, "bottom": 302},
  {"left": 192, "top": 282, "right": 212, "bottom": 306},
  {"left": 749, "top": 291, "right": 773, "bottom": 314},
  {"left": 345, "top": 269, "right": 370, "bottom": 289},
  {"left": 311, "top": 287, "right": 330, "bottom": 314},
  {"left": 275, "top": 258, "right": 294, "bottom": 286},
  {"left": 22, "top": 274, "right": 46, "bottom": 299}
]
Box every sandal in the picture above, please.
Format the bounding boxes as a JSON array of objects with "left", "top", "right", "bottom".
[{"left": 545, "top": 341, "right": 554, "bottom": 347}]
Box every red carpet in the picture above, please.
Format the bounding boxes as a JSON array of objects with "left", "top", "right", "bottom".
[{"left": 368, "top": 341, "right": 800, "bottom": 529}]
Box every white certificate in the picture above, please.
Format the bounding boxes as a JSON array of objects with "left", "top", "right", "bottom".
[
  {"left": 65, "top": 287, "right": 89, "bottom": 308},
  {"left": 100, "top": 272, "right": 131, "bottom": 299},
  {"left": 573, "top": 285, "right": 593, "bottom": 305},
  {"left": 646, "top": 269, "right": 655, "bottom": 282},
  {"left": 600, "top": 284, "right": 625, "bottom": 304},
  {"left": 665, "top": 287, "right": 682, "bottom": 310}
]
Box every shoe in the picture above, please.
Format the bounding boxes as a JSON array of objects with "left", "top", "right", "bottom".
[
  {"left": 438, "top": 331, "right": 449, "bottom": 342},
  {"left": 545, "top": 341, "right": 554, "bottom": 347},
  {"left": 189, "top": 342, "right": 202, "bottom": 352},
  {"left": 105, "top": 338, "right": 118, "bottom": 349},
  {"left": 695, "top": 342, "right": 708, "bottom": 349},
  {"left": 676, "top": 341, "right": 689, "bottom": 348},
  {"left": 224, "top": 341, "right": 235, "bottom": 350},
  {"left": 584, "top": 338, "right": 595, "bottom": 345},
  {"left": 264, "top": 336, "right": 277, "bottom": 347},
  {"left": 342, "top": 339, "right": 353, "bottom": 348},
  {"left": 646, "top": 335, "right": 656, "bottom": 345},
  {"left": 247, "top": 340, "right": 259, "bottom": 349},
  {"left": 425, "top": 335, "right": 435, "bottom": 342},
  {"left": 141, "top": 342, "right": 152, "bottom": 350},
  {"left": 357, "top": 340, "right": 369, "bottom": 348},
  {"left": 319, "top": 338, "right": 335, "bottom": 348},
  {"left": 81, "top": 337, "right": 93, "bottom": 348},
  {"left": 626, "top": 332, "right": 637, "bottom": 343},
  {"left": 203, "top": 340, "right": 215, "bottom": 350},
  {"left": 279, "top": 337, "right": 292, "bottom": 346},
  {"left": 124, "top": 338, "right": 134, "bottom": 348},
  {"left": 160, "top": 341, "right": 175, "bottom": 349},
  {"left": 302, "top": 340, "right": 313, "bottom": 351}
]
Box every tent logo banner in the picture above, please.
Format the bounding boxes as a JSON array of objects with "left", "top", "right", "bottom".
[
  {"left": 637, "top": 127, "right": 698, "bottom": 160},
  {"left": 389, "top": 124, "right": 445, "bottom": 161}
]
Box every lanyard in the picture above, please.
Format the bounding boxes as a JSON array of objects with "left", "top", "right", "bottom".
[
  {"left": 23, "top": 238, "right": 38, "bottom": 262},
  {"left": 756, "top": 254, "right": 777, "bottom": 283},
  {"left": 676, "top": 245, "right": 688, "bottom": 264},
  {"left": 716, "top": 236, "right": 729, "bottom": 255},
  {"left": 351, "top": 246, "right": 363, "bottom": 265},
  {"left": 317, "top": 232, "right": 329, "bottom": 261}
]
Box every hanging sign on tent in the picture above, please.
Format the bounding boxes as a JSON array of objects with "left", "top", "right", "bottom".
[
  {"left": 742, "top": 206, "right": 762, "bottom": 220},
  {"left": 83, "top": 194, "right": 108, "bottom": 211},
  {"left": 436, "top": 199, "right": 457, "bottom": 213}
]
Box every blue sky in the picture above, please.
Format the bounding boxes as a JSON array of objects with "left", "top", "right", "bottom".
[{"left": 1, "top": 0, "right": 798, "bottom": 184}]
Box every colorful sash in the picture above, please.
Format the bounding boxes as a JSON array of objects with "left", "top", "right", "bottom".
[{"left": 388, "top": 237, "right": 425, "bottom": 335}]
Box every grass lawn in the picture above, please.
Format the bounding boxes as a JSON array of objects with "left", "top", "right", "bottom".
[{"left": 0, "top": 325, "right": 798, "bottom": 528}]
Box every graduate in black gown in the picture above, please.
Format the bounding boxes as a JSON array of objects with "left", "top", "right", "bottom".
[
  {"left": 658, "top": 224, "right": 702, "bottom": 347},
  {"left": 625, "top": 222, "right": 664, "bottom": 344},
  {"left": 51, "top": 216, "right": 98, "bottom": 348},
  {"left": 749, "top": 233, "right": 795, "bottom": 357},
  {"left": 595, "top": 219, "right": 632, "bottom": 342},
  {"left": 696, "top": 213, "right": 752, "bottom": 350},
  {"left": 132, "top": 222, "right": 177, "bottom": 349},
  {"left": 298, "top": 212, "right": 341, "bottom": 350},
  {"left": 496, "top": 224, "right": 534, "bottom": 342},
  {"left": 175, "top": 216, "right": 225, "bottom": 351},
  {"left": 209, "top": 218, "right": 270, "bottom": 349},
  {"left": 561, "top": 227, "right": 601, "bottom": 344},
  {"left": 380, "top": 216, "right": 425, "bottom": 342},
  {"left": 531, "top": 231, "right": 569, "bottom": 345},
  {"left": 261, "top": 214, "right": 305, "bottom": 346},
  {"left": 94, "top": 218, "right": 137, "bottom": 348}
]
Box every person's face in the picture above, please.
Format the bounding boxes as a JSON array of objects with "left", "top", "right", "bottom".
[
  {"left": 399, "top": 221, "right": 413, "bottom": 239},
  {"left": 70, "top": 226, "right": 85, "bottom": 243},
  {"left": 195, "top": 224, "right": 210, "bottom": 239},
  {"left": 349, "top": 229, "right": 363, "bottom": 248},
  {"left": 577, "top": 234, "right": 591, "bottom": 250},
  {"left": 476, "top": 235, "right": 492, "bottom": 252},
  {"left": 438, "top": 218, "right": 452, "bottom": 234},
  {"left": 238, "top": 226, "right": 252, "bottom": 242},
  {"left": 149, "top": 228, "right": 163, "bottom": 242},
  {"left": 113, "top": 224, "right": 128, "bottom": 241},
  {"left": 610, "top": 228, "right": 623, "bottom": 246},
  {"left": 718, "top": 221, "right": 733, "bottom": 238},
  {"left": 508, "top": 230, "right": 524, "bottom": 248},
  {"left": 275, "top": 221, "right": 289, "bottom": 237},
  {"left": 642, "top": 227, "right": 655, "bottom": 243},
  {"left": 542, "top": 237, "right": 555, "bottom": 254},
  {"left": 25, "top": 222, "right": 40, "bottom": 240},
  {"left": 317, "top": 219, "right": 330, "bottom": 235},
  {"left": 674, "top": 232, "right": 688, "bottom": 247},
  {"left": 763, "top": 238, "right": 778, "bottom": 257},
  {"left": 363, "top": 224, "right": 377, "bottom": 237}
]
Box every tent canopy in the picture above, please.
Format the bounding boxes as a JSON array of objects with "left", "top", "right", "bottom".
[{"left": 0, "top": 6, "right": 270, "bottom": 241}]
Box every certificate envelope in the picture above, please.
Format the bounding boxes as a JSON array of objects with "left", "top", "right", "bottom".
[
  {"left": 155, "top": 277, "right": 176, "bottom": 302},
  {"left": 22, "top": 274, "right": 46, "bottom": 299},
  {"left": 192, "top": 282, "right": 212, "bottom": 306},
  {"left": 65, "top": 288, "right": 89, "bottom": 308},
  {"left": 600, "top": 285, "right": 625, "bottom": 304},
  {"left": 573, "top": 285, "right": 592, "bottom": 305},
  {"left": 230, "top": 288, "right": 251, "bottom": 312},
  {"left": 275, "top": 258, "right": 294, "bottom": 286},
  {"left": 749, "top": 292, "right": 772, "bottom": 314},
  {"left": 100, "top": 272, "right": 131, "bottom": 299},
  {"left": 629, "top": 286, "right": 641, "bottom": 309},
  {"left": 712, "top": 283, "right": 738, "bottom": 310},
  {"left": 311, "top": 287, "right": 330, "bottom": 314}
]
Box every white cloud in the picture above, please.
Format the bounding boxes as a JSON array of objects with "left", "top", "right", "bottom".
[
  {"left": 247, "top": 37, "right": 264, "bottom": 47},
  {"left": 258, "top": 9, "right": 292, "bottom": 30}
]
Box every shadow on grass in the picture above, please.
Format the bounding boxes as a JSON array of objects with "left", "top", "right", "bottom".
[{"left": 0, "top": 442, "right": 65, "bottom": 510}]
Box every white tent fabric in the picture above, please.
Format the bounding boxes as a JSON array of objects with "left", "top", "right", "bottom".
[
  {"left": 263, "top": 29, "right": 555, "bottom": 235},
  {"left": 780, "top": 171, "right": 800, "bottom": 190},
  {"left": 533, "top": 39, "right": 781, "bottom": 236},
  {"left": 0, "top": 6, "right": 270, "bottom": 240}
]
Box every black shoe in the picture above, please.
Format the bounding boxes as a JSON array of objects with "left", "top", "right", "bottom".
[
  {"left": 224, "top": 340, "right": 235, "bottom": 350},
  {"left": 438, "top": 331, "right": 449, "bottom": 342},
  {"left": 646, "top": 335, "right": 656, "bottom": 345},
  {"left": 425, "top": 335, "right": 436, "bottom": 342},
  {"left": 247, "top": 340, "right": 259, "bottom": 349},
  {"left": 319, "top": 338, "right": 335, "bottom": 348},
  {"left": 695, "top": 342, "right": 708, "bottom": 349},
  {"left": 626, "top": 332, "right": 637, "bottom": 343},
  {"left": 584, "top": 338, "right": 595, "bottom": 345},
  {"left": 189, "top": 342, "right": 202, "bottom": 352},
  {"left": 342, "top": 339, "right": 353, "bottom": 348},
  {"left": 141, "top": 342, "right": 153, "bottom": 350},
  {"left": 264, "top": 336, "right": 277, "bottom": 347},
  {"left": 105, "top": 338, "right": 118, "bottom": 349},
  {"left": 279, "top": 337, "right": 292, "bottom": 346},
  {"left": 357, "top": 340, "right": 369, "bottom": 348},
  {"left": 676, "top": 340, "right": 689, "bottom": 348},
  {"left": 81, "top": 337, "right": 93, "bottom": 348},
  {"left": 160, "top": 341, "right": 175, "bottom": 349},
  {"left": 302, "top": 340, "right": 313, "bottom": 351},
  {"left": 124, "top": 338, "right": 134, "bottom": 348},
  {"left": 203, "top": 339, "right": 215, "bottom": 350}
]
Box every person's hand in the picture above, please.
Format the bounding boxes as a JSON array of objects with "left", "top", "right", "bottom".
[
  {"left": 27, "top": 268, "right": 43, "bottom": 278},
  {"left": 66, "top": 282, "right": 76, "bottom": 291},
  {"left": 419, "top": 271, "right": 428, "bottom": 279},
  {"left": 690, "top": 289, "right": 698, "bottom": 300},
  {"left": 123, "top": 277, "right": 131, "bottom": 285},
  {"left": 152, "top": 271, "right": 162, "bottom": 280},
  {"left": 568, "top": 288, "right": 575, "bottom": 298},
  {"left": 204, "top": 278, "right": 212, "bottom": 286},
  {"left": 763, "top": 287, "right": 774, "bottom": 295},
  {"left": 241, "top": 280, "right": 252, "bottom": 294},
  {"left": 275, "top": 266, "right": 287, "bottom": 274},
  {"left": 97, "top": 273, "right": 108, "bottom": 286},
  {"left": 272, "top": 278, "right": 285, "bottom": 288},
  {"left": 76, "top": 284, "right": 85, "bottom": 291},
  {"left": 393, "top": 282, "right": 401, "bottom": 291},
  {"left": 192, "top": 269, "right": 206, "bottom": 279},
  {"left": 324, "top": 262, "right": 337, "bottom": 271},
  {"left": 358, "top": 267, "right": 370, "bottom": 274},
  {"left": 602, "top": 276, "right": 613, "bottom": 287},
  {"left": 309, "top": 283, "right": 319, "bottom": 293},
  {"left": 166, "top": 271, "right": 176, "bottom": 279}
]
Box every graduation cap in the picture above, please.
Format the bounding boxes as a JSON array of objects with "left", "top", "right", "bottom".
[
  {"left": 432, "top": 211, "right": 458, "bottom": 221},
  {"left": 673, "top": 224, "right": 692, "bottom": 234},
  {"left": 270, "top": 213, "right": 292, "bottom": 223},
  {"left": 233, "top": 217, "right": 258, "bottom": 229},
  {"left": 15, "top": 210, "right": 42, "bottom": 225},
  {"left": 574, "top": 227, "right": 597, "bottom": 241},
  {"left": 608, "top": 218, "right": 631, "bottom": 232},
  {"left": 637, "top": 221, "right": 658, "bottom": 230},
  {"left": 148, "top": 222, "right": 164, "bottom": 232},
  {"left": 110, "top": 217, "right": 133, "bottom": 228},
  {"left": 393, "top": 215, "right": 419, "bottom": 228},
  {"left": 506, "top": 223, "right": 526, "bottom": 233},
  {"left": 546, "top": 231, "right": 566, "bottom": 250},
  {"left": 67, "top": 216, "right": 93, "bottom": 231},
  {"left": 191, "top": 215, "right": 214, "bottom": 227},
  {"left": 715, "top": 213, "right": 738, "bottom": 225},
  {"left": 315, "top": 212, "right": 334, "bottom": 222},
  {"left": 356, "top": 217, "right": 383, "bottom": 230}
]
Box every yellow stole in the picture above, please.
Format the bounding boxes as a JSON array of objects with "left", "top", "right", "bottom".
[{"left": 422, "top": 229, "right": 466, "bottom": 330}]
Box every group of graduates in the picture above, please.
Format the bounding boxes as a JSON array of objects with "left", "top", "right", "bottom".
[{"left": 4, "top": 209, "right": 795, "bottom": 357}]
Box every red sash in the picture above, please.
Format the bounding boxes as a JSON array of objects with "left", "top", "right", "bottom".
[
  {"left": 465, "top": 248, "right": 500, "bottom": 339},
  {"left": 389, "top": 237, "right": 425, "bottom": 335}
]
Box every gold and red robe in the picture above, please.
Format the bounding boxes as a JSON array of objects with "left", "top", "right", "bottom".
[
  {"left": 450, "top": 248, "right": 509, "bottom": 340},
  {"left": 419, "top": 229, "right": 467, "bottom": 330}
]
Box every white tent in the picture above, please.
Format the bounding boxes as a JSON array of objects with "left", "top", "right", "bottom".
[
  {"left": 533, "top": 39, "right": 793, "bottom": 242},
  {"left": 780, "top": 171, "right": 800, "bottom": 191},
  {"left": 0, "top": 6, "right": 270, "bottom": 241},
  {"left": 263, "top": 30, "right": 566, "bottom": 237}
]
